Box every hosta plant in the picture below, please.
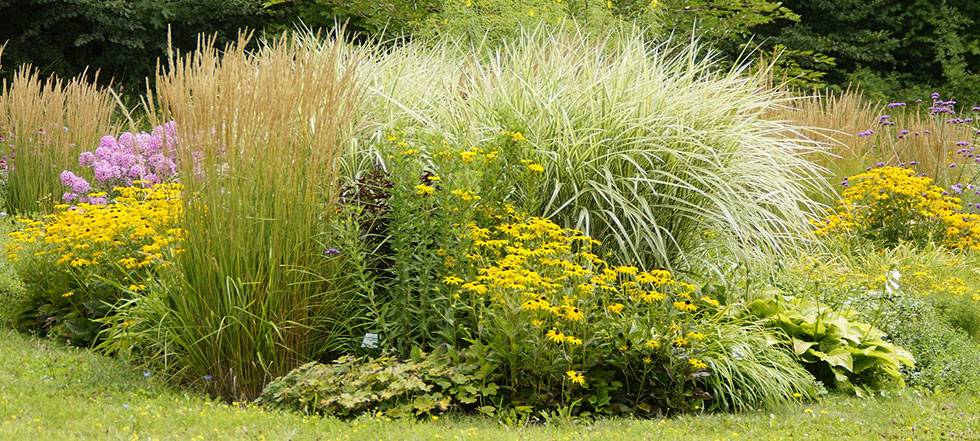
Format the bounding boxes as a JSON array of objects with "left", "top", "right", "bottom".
[{"left": 748, "top": 293, "right": 915, "bottom": 396}]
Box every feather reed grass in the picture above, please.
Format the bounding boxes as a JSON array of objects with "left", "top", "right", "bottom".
[
  {"left": 0, "top": 66, "right": 117, "bottom": 214},
  {"left": 145, "top": 32, "right": 361, "bottom": 400}
]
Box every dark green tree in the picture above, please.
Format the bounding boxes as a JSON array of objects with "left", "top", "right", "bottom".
[
  {"left": 763, "top": 0, "right": 980, "bottom": 103},
  {"left": 0, "top": 0, "right": 271, "bottom": 95}
]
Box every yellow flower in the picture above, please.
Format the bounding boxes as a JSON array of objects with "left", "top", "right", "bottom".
[
  {"left": 526, "top": 163, "right": 545, "bottom": 173},
  {"left": 426, "top": 175, "right": 441, "bottom": 182},
  {"left": 638, "top": 291, "right": 666, "bottom": 303},
  {"left": 687, "top": 331, "right": 706, "bottom": 341},
  {"left": 546, "top": 329, "right": 566, "bottom": 343},
  {"left": 637, "top": 269, "right": 674, "bottom": 286},
  {"left": 615, "top": 266, "right": 639, "bottom": 275},
  {"left": 673, "top": 300, "right": 698, "bottom": 312},
  {"left": 509, "top": 131, "right": 527, "bottom": 143},
  {"left": 62, "top": 291, "right": 74, "bottom": 298},
  {"left": 460, "top": 150, "right": 478, "bottom": 162},
  {"left": 461, "top": 282, "right": 487, "bottom": 295},
  {"left": 642, "top": 356, "right": 652, "bottom": 364},
  {"left": 415, "top": 184, "right": 435, "bottom": 196},
  {"left": 688, "top": 358, "right": 708, "bottom": 370},
  {"left": 565, "top": 370, "right": 586, "bottom": 385},
  {"left": 673, "top": 336, "right": 689, "bottom": 347},
  {"left": 401, "top": 149, "right": 419, "bottom": 156},
  {"left": 531, "top": 319, "right": 544, "bottom": 328},
  {"left": 606, "top": 303, "right": 624, "bottom": 314},
  {"left": 565, "top": 335, "right": 583, "bottom": 346},
  {"left": 451, "top": 189, "right": 480, "bottom": 202},
  {"left": 443, "top": 276, "right": 463, "bottom": 286},
  {"left": 562, "top": 305, "right": 584, "bottom": 321},
  {"left": 644, "top": 339, "right": 661, "bottom": 349}
]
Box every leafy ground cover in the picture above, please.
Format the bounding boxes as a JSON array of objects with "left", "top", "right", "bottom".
[{"left": 1, "top": 329, "right": 977, "bottom": 440}]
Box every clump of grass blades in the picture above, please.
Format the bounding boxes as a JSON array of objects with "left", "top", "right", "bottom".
[
  {"left": 354, "top": 25, "right": 829, "bottom": 273},
  {"left": 701, "top": 319, "right": 820, "bottom": 412},
  {"left": 145, "top": 33, "right": 361, "bottom": 400},
  {"left": 0, "top": 63, "right": 117, "bottom": 214}
]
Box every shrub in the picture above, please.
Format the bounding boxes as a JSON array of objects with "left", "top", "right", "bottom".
[
  {"left": 0, "top": 66, "right": 117, "bottom": 214},
  {"left": 141, "top": 33, "right": 361, "bottom": 400},
  {"left": 413, "top": 0, "right": 660, "bottom": 45},
  {"left": 5, "top": 183, "right": 183, "bottom": 345},
  {"left": 747, "top": 293, "right": 915, "bottom": 395},
  {"left": 870, "top": 295, "right": 980, "bottom": 393},
  {"left": 257, "top": 348, "right": 499, "bottom": 419},
  {"left": 355, "top": 26, "right": 828, "bottom": 272},
  {"left": 815, "top": 166, "right": 980, "bottom": 250}
]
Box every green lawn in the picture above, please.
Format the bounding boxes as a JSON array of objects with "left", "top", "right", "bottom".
[{"left": 0, "top": 330, "right": 977, "bottom": 440}]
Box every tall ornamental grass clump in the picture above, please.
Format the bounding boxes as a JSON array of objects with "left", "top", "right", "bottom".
[
  {"left": 145, "top": 34, "right": 361, "bottom": 400},
  {"left": 357, "top": 27, "right": 828, "bottom": 271},
  {"left": 772, "top": 90, "right": 980, "bottom": 198},
  {"left": 0, "top": 65, "right": 117, "bottom": 214}
]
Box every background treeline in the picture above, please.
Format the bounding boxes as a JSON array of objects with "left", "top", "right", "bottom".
[{"left": 1, "top": 0, "right": 978, "bottom": 102}]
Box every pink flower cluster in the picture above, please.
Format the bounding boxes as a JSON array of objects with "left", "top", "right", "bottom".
[{"left": 61, "top": 122, "right": 178, "bottom": 204}]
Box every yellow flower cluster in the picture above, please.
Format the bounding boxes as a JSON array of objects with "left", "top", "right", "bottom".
[
  {"left": 816, "top": 166, "right": 980, "bottom": 250},
  {"left": 451, "top": 213, "right": 719, "bottom": 382},
  {"left": 8, "top": 183, "right": 185, "bottom": 271}
]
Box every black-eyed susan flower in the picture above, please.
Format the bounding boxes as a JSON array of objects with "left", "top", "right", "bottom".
[{"left": 565, "top": 370, "right": 586, "bottom": 385}]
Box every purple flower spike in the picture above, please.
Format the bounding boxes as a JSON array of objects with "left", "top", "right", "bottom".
[
  {"left": 887, "top": 102, "right": 906, "bottom": 108},
  {"left": 323, "top": 248, "right": 341, "bottom": 256},
  {"left": 857, "top": 129, "right": 874, "bottom": 137}
]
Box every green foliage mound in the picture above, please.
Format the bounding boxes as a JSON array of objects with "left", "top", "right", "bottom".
[
  {"left": 748, "top": 293, "right": 915, "bottom": 395},
  {"left": 258, "top": 348, "right": 499, "bottom": 419}
]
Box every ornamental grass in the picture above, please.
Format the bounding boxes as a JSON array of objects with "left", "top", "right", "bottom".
[
  {"left": 145, "top": 32, "right": 362, "bottom": 400},
  {"left": 348, "top": 25, "right": 829, "bottom": 273},
  {"left": 0, "top": 64, "right": 118, "bottom": 214}
]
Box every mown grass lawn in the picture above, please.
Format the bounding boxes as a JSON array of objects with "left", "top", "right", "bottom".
[{"left": 0, "top": 329, "right": 976, "bottom": 440}]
